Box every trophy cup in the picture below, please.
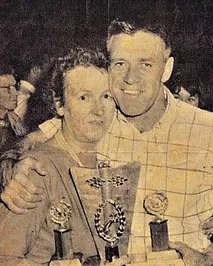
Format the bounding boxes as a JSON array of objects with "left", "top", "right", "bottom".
[
  {"left": 49, "top": 198, "right": 81, "bottom": 266},
  {"left": 142, "top": 191, "right": 185, "bottom": 266}
]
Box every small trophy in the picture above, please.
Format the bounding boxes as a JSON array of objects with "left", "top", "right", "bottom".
[
  {"left": 49, "top": 198, "right": 81, "bottom": 266},
  {"left": 144, "top": 191, "right": 169, "bottom": 251},
  {"left": 142, "top": 192, "right": 185, "bottom": 266}
]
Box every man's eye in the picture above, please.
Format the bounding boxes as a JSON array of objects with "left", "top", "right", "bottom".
[
  {"left": 139, "top": 63, "right": 152, "bottom": 68},
  {"left": 114, "top": 62, "right": 126, "bottom": 67}
]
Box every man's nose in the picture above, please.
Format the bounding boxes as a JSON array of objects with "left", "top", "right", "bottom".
[
  {"left": 124, "top": 66, "right": 141, "bottom": 85},
  {"left": 92, "top": 100, "right": 104, "bottom": 116}
]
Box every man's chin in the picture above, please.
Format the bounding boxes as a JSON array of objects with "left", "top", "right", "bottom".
[
  {"left": 85, "top": 132, "right": 105, "bottom": 143},
  {"left": 119, "top": 105, "right": 146, "bottom": 117}
]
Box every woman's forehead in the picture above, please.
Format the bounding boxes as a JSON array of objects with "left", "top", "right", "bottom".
[{"left": 64, "top": 65, "right": 108, "bottom": 90}]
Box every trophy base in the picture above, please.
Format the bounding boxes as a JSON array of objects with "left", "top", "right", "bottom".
[
  {"left": 50, "top": 259, "right": 81, "bottom": 266},
  {"left": 129, "top": 249, "right": 185, "bottom": 266}
]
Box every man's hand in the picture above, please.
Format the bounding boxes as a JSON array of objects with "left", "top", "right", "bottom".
[
  {"left": 1, "top": 157, "right": 46, "bottom": 214},
  {"left": 169, "top": 241, "right": 213, "bottom": 266}
]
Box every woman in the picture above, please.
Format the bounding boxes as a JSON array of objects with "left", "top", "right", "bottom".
[{"left": 0, "top": 48, "right": 116, "bottom": 265}]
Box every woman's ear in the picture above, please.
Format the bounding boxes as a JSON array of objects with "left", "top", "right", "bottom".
[
  {"left": 161, "top": 57, "right": 174, "bottom": 83},
  {"left": 55, "top": 100, "right": 64, "bottom": 116}
]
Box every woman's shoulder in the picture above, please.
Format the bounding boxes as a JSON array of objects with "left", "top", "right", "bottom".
[{"left": 24, "top": 143, "right": 79, "bottom": 168}]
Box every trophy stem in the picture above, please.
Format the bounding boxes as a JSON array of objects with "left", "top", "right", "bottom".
[
  {"left": 99, "top": 165, "right": 120, "bottom": 262},
  {"left": 105, "top": 244, "right": 119, "bottom": 263},
  {"left": 149, "top": 219, "right": 169, "bottom": 251},
  {"left": 53, "top": 228, "right": 74, "bottom": 260}
]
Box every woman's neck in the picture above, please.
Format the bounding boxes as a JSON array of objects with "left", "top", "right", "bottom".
[
  {"left": 62, "top": 122, "right": 98, "bottom": 153},
  {"left": 52, "top": 122, "right": 98, "bottom": 167}
]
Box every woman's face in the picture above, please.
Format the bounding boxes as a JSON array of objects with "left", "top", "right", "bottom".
[
  {"left": 61, "top": 65, "right": 115, "bottom": 143},
  {"left": 174, "top": 86, "right": 199, "bottom": 107}
]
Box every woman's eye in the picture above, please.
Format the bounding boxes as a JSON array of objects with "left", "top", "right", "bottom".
[
  {"left": 103, "top": 93, "right": 113, "bottom": 100},
  {"left": 80, "top": 95, "right": 86, "bottom": 100}
]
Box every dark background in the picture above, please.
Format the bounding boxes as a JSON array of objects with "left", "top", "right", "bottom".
[
  {"left": 1, "top": 0, "right": 213, "bottom": 127},
  {"left": 1, "top": 0, "right": 213, "bottom": 74}
]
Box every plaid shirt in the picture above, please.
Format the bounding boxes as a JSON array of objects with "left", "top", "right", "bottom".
[{"left": 97, "top": 88, "right": 213, "bottom": 262}]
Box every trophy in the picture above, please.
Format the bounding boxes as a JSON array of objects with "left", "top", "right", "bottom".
[
  {"left": 71, "top": 161, "right": 140, "bottom": 265},
  {"left": 141, "top": 191, "right": 185, "bottom": 266},
  {"left": 94, "top": 163, "right": 126, "bottom": 264},
  {"left": 49, "top": 198, "right": 81, "bottom": 266},
  {"left": 144, "top": 191, "right": 169, "bottom": 251}
]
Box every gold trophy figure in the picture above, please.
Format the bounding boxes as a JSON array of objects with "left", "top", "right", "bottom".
[
  {"left": 142, "top": 192, "right": 185, "bottom": 266},
  {"left": 49, "top": 198, "right": 81, "bottom": 266},
  {"left": 144, "top": 191, "right": 169, "bottom": 251}
]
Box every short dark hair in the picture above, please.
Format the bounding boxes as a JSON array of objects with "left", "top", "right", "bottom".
[
  {"left": 41, "top": 47, "right": 109, "bottom": 116},
  {"left": 107, "top": 19, "right": 171, "bottom": 53}
]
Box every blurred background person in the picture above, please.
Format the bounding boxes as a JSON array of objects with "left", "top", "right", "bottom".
[
  {"left": 0, "top": 64, "right": 28, "bottom": 152},
  {"left": 168, "top": 64, "right": 213, "bottom": 112}
]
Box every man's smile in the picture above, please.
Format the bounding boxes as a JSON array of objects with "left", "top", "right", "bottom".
[{"left": 122, "top": 89, "right": 141, "bottom": 95}]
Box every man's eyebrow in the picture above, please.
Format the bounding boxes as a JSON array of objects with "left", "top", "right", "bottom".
[
  {"left": 139, "top": 58, "right": 156, "bottom": 62},
  {"left": 111, "top": 58, "right": 127, "bottom": 62}
]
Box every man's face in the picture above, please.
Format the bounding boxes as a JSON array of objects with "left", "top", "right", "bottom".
[
  {"left": 109, "top": 31, "right": 170, "bottom": 116},
  {"left": 62, "top": 65, "right": 115, "bottom": 143},
  {"left": 0, "top": 75, "right": 18, "bottom": 111}
]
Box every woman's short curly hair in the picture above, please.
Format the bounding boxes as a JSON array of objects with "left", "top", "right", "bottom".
[{"left": 41, "top": 47, "right": 109, "bottom": 116}]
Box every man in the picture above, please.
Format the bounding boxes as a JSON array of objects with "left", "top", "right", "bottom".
[
  {"left": 2, "top": 20, "right": 213, "bottom": 265},
  {"left": 0, "top": 65, "right": 27, "bottom": 152}
]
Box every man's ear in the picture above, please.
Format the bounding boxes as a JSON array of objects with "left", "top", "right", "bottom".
[
  {"left": 55, "top": 100, "right": 64, "bottom": 116},
  {"left": 161, "top": 57, "right": 174, "bottom": 83}
]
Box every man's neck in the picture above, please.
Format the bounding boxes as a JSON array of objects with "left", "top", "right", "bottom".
[{"left": 126, "top": 88, "right": 167, "bottom": 133}]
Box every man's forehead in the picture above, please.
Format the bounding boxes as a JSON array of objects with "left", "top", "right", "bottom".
[
  {"left": 109, "top": 31, "right": 166, "bottom": 59},
  {"left": 0, "top": 75, "right": 16, "bottom": 85}
]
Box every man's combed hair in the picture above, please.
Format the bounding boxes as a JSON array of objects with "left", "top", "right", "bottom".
[
  {"left": 41, "top": 47, "right": 109, "bottom": 116},
  {"left": 107, "top": 19, "right": 171, "bottom": 53}
]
